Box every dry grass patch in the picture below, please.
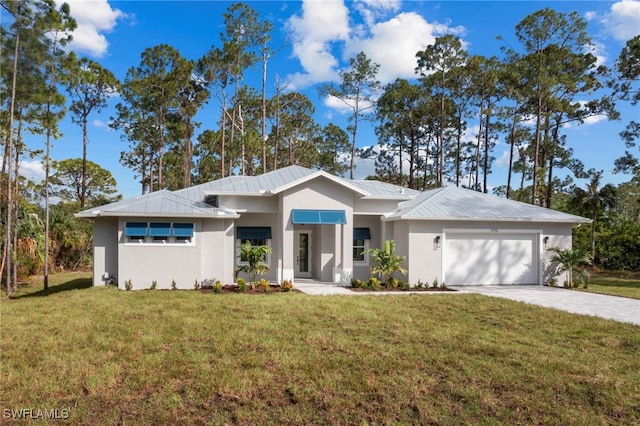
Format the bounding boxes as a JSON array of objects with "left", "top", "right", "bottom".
[{"left": 1, "top": 272, "right": 639, "bottom": 424}]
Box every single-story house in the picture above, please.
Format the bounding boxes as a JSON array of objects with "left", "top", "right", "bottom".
[{"left": 76, "top": 165, "right": 590, "bottom": 290}]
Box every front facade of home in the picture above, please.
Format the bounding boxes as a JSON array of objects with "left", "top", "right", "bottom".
[{"left": 77, "top": 166, "right": 589, "bottom": 290}]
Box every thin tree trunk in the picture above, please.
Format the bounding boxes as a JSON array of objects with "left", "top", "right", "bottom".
[
  {"left": 81, "top": 116, "right": 88, "bottom": 208},
  {"left": 474, "top": 105, "right": 483, "bottom": 192},
  {"left": 506, "top": 114, "right": 518, "bottom": 199},
  {"left": 483, "top": 113, "right": 490, "bottom": 193},
  {"left": 4, "top": 5, "right": 21, "bottom": 296}
]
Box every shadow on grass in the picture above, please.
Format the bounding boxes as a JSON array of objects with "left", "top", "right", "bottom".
[{"left": 9, "top": 278, "right": 93, "bottom": 299}]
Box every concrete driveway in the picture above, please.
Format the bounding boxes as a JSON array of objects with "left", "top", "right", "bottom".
[{"left": 452, "top": 285, "right": 640, "bottom": 326}]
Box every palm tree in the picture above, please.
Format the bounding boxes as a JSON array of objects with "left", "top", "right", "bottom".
[
  {"left": 234, "top": 241, "right": 273, "bottom": 285},
  {"left": 568, "top": 169, "right": 617, "bottom": 260},
  {"left": 548, "top": 247, "right": 592, "bottom": 288},
  {"left": 366, "top": 240, "right": 407, "bottom": 284}
]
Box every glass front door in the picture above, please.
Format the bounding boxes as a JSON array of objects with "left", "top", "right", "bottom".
[{"left": 295, "top": 231, "right": 312, "bottom": 277}]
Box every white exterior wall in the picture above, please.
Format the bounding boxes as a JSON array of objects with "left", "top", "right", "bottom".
[
  {"left": 352, "top": 215, "right": 383, "bottom": 281},
  {"left": 280, "top": 177, "right": 354, "bottom": 284},
  {"left": 234, "top": 213, "right": 279, "bottom": 282},
  {"left": 399, "top": 220, "right": 576, "bottom": 285},
  {"left": 92, "top": 218, "right": 118, "bottom": 286},
  {"left": 117, "top": 217, "right": 230, "bottom": 290},
  {"left": 200, "top": 219, "right": 235, "bottom": 285}
]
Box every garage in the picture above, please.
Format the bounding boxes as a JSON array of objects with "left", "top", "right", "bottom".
[{"left": 443, "top": 231, "right": 538, "bottom": 285}]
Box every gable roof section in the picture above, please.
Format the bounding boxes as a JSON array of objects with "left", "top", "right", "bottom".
[
  {"left": 76, "top": 190, "right": 239, "bottom": 219},
  {"left": 192, "top": 165, "right": 417, "bottom": 200},
  {"left": 384, "top": 186, "right": 590, "bottom": 224}
]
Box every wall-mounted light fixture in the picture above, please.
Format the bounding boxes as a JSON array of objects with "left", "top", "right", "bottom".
[
  {"left": 434, "top": 235, "right": 441, "bottom": 250},
  {"left": 543, "top": 236, "right": 549, "bottom": 249}
]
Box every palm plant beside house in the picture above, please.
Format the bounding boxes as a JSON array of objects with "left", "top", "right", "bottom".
[
  {"left": 366, "top": 240, "right": 407, "bottom": 285},
  {"left": 234, "top": 241, "right": 273, "bottom": 286},
  {"left": 548, "top": 247, "right": 592, "bottom": 288}
]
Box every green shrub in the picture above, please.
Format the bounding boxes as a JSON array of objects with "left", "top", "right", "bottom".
[
  {"left": 369, "top": 277, "right": 381, "bottom": 291},
  {"left": 414, "top": 280, "right": 424, "bottom": 289},
  {"left": 124, "top": 279, "right": 133, "bottom": 291},
  {"left": 213, "top": 281, "right": 223, "bottom": 294},
  {"left": 150, "top": 280, "right": 157, "bottom": 290},
  {"left": 237, "top": 277, "right": 247, "bottom": 293},
  {"left": 259, "top": 278, "right": 270, "bottom": 292},
  {"left": 432, "top": 277, "right": 439, "bottom": 288},
  {"left": 194, "top": 279, "right": 200, "bottom": 290},
  {"left": 171, "top": 279, "right": 177, "bottom": 290},
  {"left": 389, "top": 277, "right": 399, "bottom": 289}
]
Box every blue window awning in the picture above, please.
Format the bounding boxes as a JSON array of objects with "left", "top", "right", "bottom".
[
  {"left": 237, "top": 226, "right": 272, "bottom": 240},
  {"left": 354, "top": 227, "right": 371, "bottom": 240},
  {"left": 291, "top": 209, "right": 346, "bottom": 225},
  {"left": 173, "top": 223, "right": 194, "bottom": 238},
  {"left": 125, "top": 222, "right": 147, "bottom": 237},
  {"left": 149, "top": 222, "right": 171, "bottom": 237}
]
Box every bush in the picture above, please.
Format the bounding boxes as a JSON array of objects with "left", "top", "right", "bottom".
[
  {"left": 150, "top": 280, "right": 157, "bottom": 290},
  {"left": 259, "top": 278, "right": 270, "bottom": 292},
  {"left": 194, "top": 279, "right": 200, "bottom": 290},
  {"left": 237, "top": 277, "right": 247, "bottom": 293},
  {"left": 368, "top": 277, "right": 381, "bottom": 291},
  {"left": 212, "top": 281, "right": 223, "bottom": 294},
  {"left": 171, "top": 279, "right": 177, "bottom": 290},
  {"left": 124, "top": 279, "right": 133, "bottom": 291},
  {"left": 280, "top": 280, "right": 294, "bottom": 292}
]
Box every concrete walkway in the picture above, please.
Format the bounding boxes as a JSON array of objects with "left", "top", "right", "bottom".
[
  {"left": 453, "top": 285, "right": 640, "bottom": 326},
  {"left": 293, "top": 280, "right": 640, "bottom": 326}
]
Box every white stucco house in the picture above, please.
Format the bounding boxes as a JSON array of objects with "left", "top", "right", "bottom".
[{"left": 76, "top": 165, "right": 590, "bottom": 290}]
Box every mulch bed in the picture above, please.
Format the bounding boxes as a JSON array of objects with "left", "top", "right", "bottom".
[
  {"left": 349, "top": 287, "right": 456, "bottom": 292},
  {"left": 201, "top": 285, "right": 301, "bottom": 294}
]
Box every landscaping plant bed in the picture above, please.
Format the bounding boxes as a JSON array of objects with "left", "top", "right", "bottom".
[
  {"left": 350, "top": 286, "right": 456, "bottom": 292},
  {"left": 200, "top": 284, "right": 301, "bottom": 294}
]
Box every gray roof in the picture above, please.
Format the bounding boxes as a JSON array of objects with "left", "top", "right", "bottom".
[
  {"left": 178, "top": 165, "right": 417, "bottom": 200},
  {"left": 76, "top": 190, "right": 239, "bottom": 219},
  {"left": 77, "top": 166, "right": 417, "bottom": 218},
  {"left": 384, "top": 186, "right": 590, "bottom": 223}
]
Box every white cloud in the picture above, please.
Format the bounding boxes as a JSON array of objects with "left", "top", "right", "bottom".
[
  {"left": 92, "top": 119, "right": 110, "bottom": 129},
  {"left": 346, "top": 12, "right": 442, "bottom": 83},
  {"left": 286, "top": 0, "right": 350, "bottom": 88},
  {"left": 322, "top": 94, "right": 376, "bottom": 115},
  {"left": 286, "top": 0, "right": 466, "bottom": 89},
  {"left": 58, "top": 0, "right": 125, "bottom": 57},
  {"left": 588, "top": 41, "right": 607, "bottom": 67},
  {"left": 601, "top": 0, "right": 640, "bottom": 41}
]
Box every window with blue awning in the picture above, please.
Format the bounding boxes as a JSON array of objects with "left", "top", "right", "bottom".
[
  {"left": 149, "top": 222, "right": 172, "bottom": 237},
  {"left": 236, "top": 227, "right": 272, "bottom": 240},
  {"left": 173, "top": 223, "right": 194, "bottom": 238},
  {"left": 124, "top": 222, "right": 148, "bottom": 237},
  {"left": 354, "top": 228, "right": 371, "bottom": 240},
  {"left": 291, "top": 209, "right": 346, "bottom": 225}
]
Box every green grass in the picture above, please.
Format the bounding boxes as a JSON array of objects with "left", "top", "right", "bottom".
[
  {"left": 575, "top": 272, "right": 640, "bottom": 300},
  {"left": 2, "top": 272, "right": 639, "bottom": 425}
]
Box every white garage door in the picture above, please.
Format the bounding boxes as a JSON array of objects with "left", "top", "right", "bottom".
[{"left": 443, "top": 232, "right": 538, "bottom": 285}]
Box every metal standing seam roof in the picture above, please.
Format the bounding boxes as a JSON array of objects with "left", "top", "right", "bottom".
[
  {"left": 75, "top": 190, "right": 239, "bottom": 218},
  {"left": 384, "top": 186, "right": 591, "bottom": 223}
]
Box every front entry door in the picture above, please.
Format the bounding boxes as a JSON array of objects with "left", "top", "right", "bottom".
[{"left": 294, "top": 231, "right": 312, "bottom": 278}]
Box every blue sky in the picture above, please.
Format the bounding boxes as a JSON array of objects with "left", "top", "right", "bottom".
[{"left": 12, "top": 0, "right": 640, "bottom": 199}]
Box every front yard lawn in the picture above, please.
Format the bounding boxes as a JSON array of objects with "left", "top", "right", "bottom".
[
  {"left": 577, "top": 273, "right": 640, "bottom": 300},
  {"left": 1, "top": 272, "right": 639, "bottom": 425}
]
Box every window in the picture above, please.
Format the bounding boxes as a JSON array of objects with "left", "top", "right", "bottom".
[
  {"left": 150, "top": 222, "right": 171, "bottom": 242},
  {"left": 125, "top": 222, "right": 147, "bottom": 243},
  {"left": 353, "top": 239, "right": 368, "bottom": 262},
  {"left": 236, "top": 227, "right": 272, "bottom": 264},
  {"left": 124, "top": 222, "right": 195, "bottom": 245},
  {"left": 353, "top": 228, "right": 371, "bottom": 264},
  {"left": 173, "top": 223, "right": 194, "bottom": 243}
]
